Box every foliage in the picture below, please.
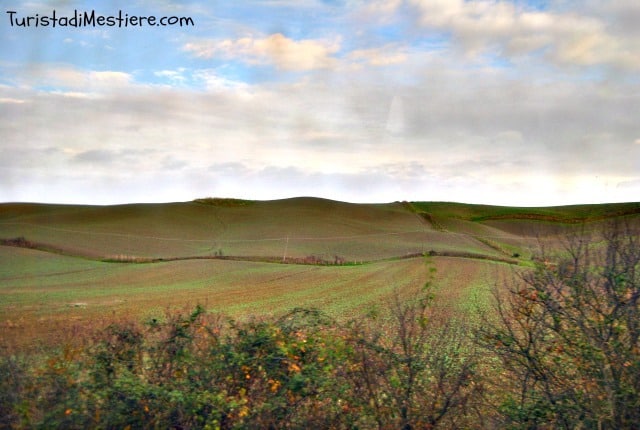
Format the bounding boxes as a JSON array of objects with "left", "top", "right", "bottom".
[
  {"left": 193, "top": 197, "right": 256, "bottom": 207},
  {"left": 0, "top": 355, "right": 29, "bottom": 428},
  {"left": 479, "top": 221, "right": 640, "bottom": 429},
  {"left": 5, "top": 218, "right": 639, "bottom": 429},
  {"left": 0, "top": 260, "right": 487, "bottom": 429},
  {"left": 344, "top": 262, "right": 483, "bottom": 429}
]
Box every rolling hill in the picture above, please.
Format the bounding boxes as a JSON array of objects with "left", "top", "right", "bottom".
[{"left": 1, "top": 197, "right": 639, "bottom": 349}]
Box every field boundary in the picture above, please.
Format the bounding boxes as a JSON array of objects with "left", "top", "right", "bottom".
[{"left": 1, "top": 236, "right": 520, "bottom": 266}]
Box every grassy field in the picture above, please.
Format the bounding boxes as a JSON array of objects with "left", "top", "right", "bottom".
[
  {"left": 1, "top": 197, "right": 638, "bottom": 350},
  {"left": 1, "top": 198, "right": 436, "bottom": 260},
  {"left": 0, "top": 246, "right": 510, "bottom": 350},
  {"left": 410, "top": 201, "right": 640, "bottom": 222}
]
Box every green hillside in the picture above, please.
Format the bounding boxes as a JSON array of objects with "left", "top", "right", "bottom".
[
  {"left": 1, "top": 197, "right": 639, "bottom": 349},
  {"left": 2, "top": 197, "right": 638, "bottom": 263},
  {"left": 410, "top": 201, "right": 640, "bottom": 222},
  {"left": 0, "top": 197, "right": 505, "bottom": 262}
]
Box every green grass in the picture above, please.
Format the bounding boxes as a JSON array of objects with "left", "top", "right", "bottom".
[
  {"left": 0, "top": 244, "right": 421, "bottom": 346},
  {"left": 1, "top": 197, "right": 638, "bottom": 350},
  {"left": 0, "top": 199, "right": 433, "bottom": 260},
  {"left": 0, "top": 197, "right": 527, "bottom": 261},
  {"left": 193, "top": 197, "right": 256, "bottom": 206},
  {"left": 0, "top": 248, "right": 496, "bottom": 350},
  {"left": 411, "top": 201, "right": 640, "bottom": 222}
]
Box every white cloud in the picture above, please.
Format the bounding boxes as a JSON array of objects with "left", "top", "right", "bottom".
[
  {"left": 0, "top": 97, "right": 28, "bottom": 104},
  {"left": 348, "top": 44, "right": 408, "bottom": 67},
  {"left": 2, "top": 68, "right": 639, "bottom": 205},
  {"left": 154, "top": 69, "right": 187, "bottom": 85},
  {"left": 2, "top": 2, "right": 640, "bottom": 205},
  {"left": 183, "top": 33, "right": 341, "bottom": 71},
  {"left": 48, "top": 91, "right": 101, "bottom": 99},
  {"left": 407, "top": 0, "right": 640, "bottom": 70},
  {"left": 19, "top": 66, "right": 134, "bottom": 91},
  {"left": 191, "top": 69, "right": 252, "bottom": 93},
  {"left": 84, "top": 71, "right": 133, "bottom": 87},
  {"left": 358, "top": 0, "right": 403, "bottom": 22}
]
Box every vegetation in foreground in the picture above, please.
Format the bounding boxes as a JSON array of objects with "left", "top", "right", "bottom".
[
  {"left": 479, "top": 221, "right": 640, "bottom": 429},
  {"left": 1, "top": 222, "right": 639, "bottom": 429},
  {"left": 2, "top": 285, "right": 482, "bottom": 429}
]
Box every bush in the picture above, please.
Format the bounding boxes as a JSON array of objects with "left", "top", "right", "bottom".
[
  {"left": 479, "top": 221, "right": 640, "bottom": 429},
  {"left": 0, "top": 259, "right": 488, "bottom": 428},
  {"left": 0, "top": 355, "right": 29, "bottom": 428},
  {"left": 344, "top": 265, "right": 483, "bottom": 429}
]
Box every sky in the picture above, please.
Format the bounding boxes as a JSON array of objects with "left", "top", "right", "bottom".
[{"left": 1, "top": 0, "right": 639, "bottom": 206}]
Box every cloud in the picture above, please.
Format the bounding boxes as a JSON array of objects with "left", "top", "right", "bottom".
[
  {"left": 358, "top": 0, "right": 403, "bottom": 22},
  {"left": 53, "top": 69, "right": 132, "bottom": 89},
  {"left": 348, "top": 44, "right": 408, "bottom": 67},
  {"left": 2, "top": 60, "right": 638, "bottom": 183},
  {"left": 151, "top": 68, "right": 252, "bottom": 94},
  {"left": 154, "top": 69, "right": 188, "bottom": 85},
  {"left": 73, "top": 149, "right": 116, "bottom": 164},
  {"left": 209, "top": 162, "right": 252, "bottom": 176},
  {"left": 0, "top": 97, "right": 28, "bottom": 104},
  {"left": 407, "top": 0, "right": 640, "bottom": 70},
  {"left": 162, "top": 157, "right": 189, "bottom": 171},
  {"left": 616, "top": 178, "right": 640, "bottom": 190},
  {"left": 372, "top": 161, "right": 429, "bottom": 180},
  {"left": 299, "top": 130, "right": 355, "bottom": 145},
  {"left": 2, "top": 0, "right": 640, "bottom": 206},
  {"left": 191, "top": 69, "right": 252, "bottom": 93},
  {"left": 587, "top": 0, "right": 640, "bottom": 36},
  {"left": 14, "top": 66, "right": 134, "bottom": 93},
  {"left": 183, "top": 33, "right": 341, "bottom": 71}
]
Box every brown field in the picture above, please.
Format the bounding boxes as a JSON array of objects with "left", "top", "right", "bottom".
[{"left": 1, "top": 197, "right": 638, "bottom": 351}]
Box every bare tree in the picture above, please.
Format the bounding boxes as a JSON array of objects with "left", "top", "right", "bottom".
[
  {"left": 479, "top": 220, "right": 640, "bottom": 429},
  {"left": 347, "top": 260, "right": 481, "bottom": 429}
]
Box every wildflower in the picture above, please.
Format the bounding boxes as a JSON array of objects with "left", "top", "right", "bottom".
[{"left": 268, "top": 379, "right": 281, "bottom": 392}]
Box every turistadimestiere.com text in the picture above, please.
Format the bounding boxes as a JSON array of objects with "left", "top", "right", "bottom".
[{"left": 6, "top": 9, "right": 195, "bottom": 28}]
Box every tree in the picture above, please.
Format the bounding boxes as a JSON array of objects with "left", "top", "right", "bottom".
[
  {"left": 480, "top": 220, "right": 640, "bottom": 429},
  {"left": 347, "top": 259, "right": 481, "bottom": 429}
]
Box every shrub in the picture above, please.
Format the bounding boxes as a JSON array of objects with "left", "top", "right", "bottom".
[
  {"left": 0, "top": 355, "right": 29, "bottom": 428},
  {"left": 344, "top": 262, "right": 483, "bottom": 429},
  {"left": 479, "top": 221, "right": 640, "bottom": 429},
  {"left": 0, "top": 258, "right": 490, "bottom": 428}
]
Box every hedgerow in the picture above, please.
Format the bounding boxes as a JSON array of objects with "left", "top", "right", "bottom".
[{"left": 0, "top": 284, "right": 482, "bottom": 429}]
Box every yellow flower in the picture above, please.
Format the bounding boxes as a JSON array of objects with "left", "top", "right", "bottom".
[
  {"left": 268, "top": 379, "right": 281, "bottom": 392},
  {"left": 288, "top": 363, "right": 301, "bottom": 373},
  {"left": 238, "top": 406, "right": 250, "bottom": 418}
]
